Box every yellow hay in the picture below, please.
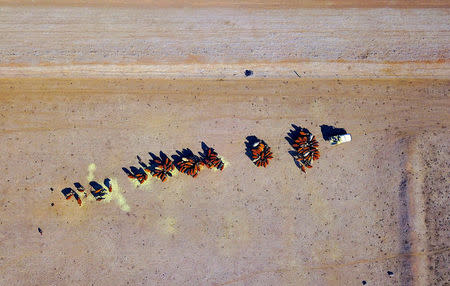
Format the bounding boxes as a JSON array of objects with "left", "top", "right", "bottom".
[
  {"left": 86, "top": 163, "right": 96, "bottom": 182},
  {"left": 84, "top": 163, "right": 97, "bottom": 203},
  {"left": 105, "top": 177, "right": 130, "bottom": 212},
  {"left": 129, "top": 175, "right": 153, "bottom": 191}
]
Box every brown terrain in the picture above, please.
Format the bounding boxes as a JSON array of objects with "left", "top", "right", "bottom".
[{"left": 0, "top": 1, "right": 449, "bottom": 286}]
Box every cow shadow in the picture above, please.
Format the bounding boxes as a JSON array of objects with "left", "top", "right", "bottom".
[
  {"left": 285, "top": 124, "right": 310, "bottom": 147},
  {"left": 141, "top": 151, "right": 172, "bottom": 172},
  {"left": 122, "top": 165, "right": 146, "bottom": 177},
  {"left": 199, "top": 142, "right": 212, "bottom": 158},
  {"left": 285, "top": 124, "right": 311, "bottom": 171},
  {"left": 288, "top": 150, "right": 303, "bottom": 170},
  {"left": 244, "top": 135, "right": 262, "bottom": 161},
  {"left": 171, "top": 148, "right": 198, "bottom": 170}
]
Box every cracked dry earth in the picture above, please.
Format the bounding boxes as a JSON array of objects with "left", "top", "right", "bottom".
[{"left": 0, "top": 78, "right": 448, "bottom": 285}]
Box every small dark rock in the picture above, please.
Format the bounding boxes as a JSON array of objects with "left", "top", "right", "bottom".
[
  {"left": 362, "top": 281, "right": 367, "bottom": 285},
  {"left": 51, "top": 203, "right": 54, "bottom": 206},
  {"left": 387, "top": 271, "right": 394, "bottom": 276},
  {"left": 244, "top": 70, "right": 253, "bottom": 77},
  {"left": 38, "top": 227, "right": 42, "bottom": 235}
]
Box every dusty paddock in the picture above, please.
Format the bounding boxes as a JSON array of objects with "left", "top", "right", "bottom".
[{"left": 0, "top": 78, "right": 448, "bottom": 285}]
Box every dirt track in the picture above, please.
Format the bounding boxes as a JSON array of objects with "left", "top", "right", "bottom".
[{"left": 0, "top": 3, "right": 449, "bottom": 286}]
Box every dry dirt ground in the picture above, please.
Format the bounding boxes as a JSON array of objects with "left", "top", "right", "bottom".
[
  {"left": 0, "top": 78, "right": 448, "bottom": 285},
  {"left": 0, "top": 3, "right": 449, "bottom": 286}
]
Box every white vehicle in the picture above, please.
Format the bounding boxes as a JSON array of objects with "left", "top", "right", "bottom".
[{"left": 330, "top": 134, "right": 352, "bottom": 145}]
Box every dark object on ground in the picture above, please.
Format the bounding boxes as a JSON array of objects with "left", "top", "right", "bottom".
[
  {"left": 387, "top": 271, "right": 394, "bottom": 277},
  {"left": 89, "top": 181, "right": 108, "bottom": 200},
  {"left": 172, "top": 149, "right": 204, "bottom": 178},
  {"left": 104, "top": 178, "right": 112, "bottom": 192},
  {"left": 61, "top": 187, "right": 81, "bottom": 206},
  {"left": 73, "top": 182, "right": 85, "bottom": 192},
  {"left": 147, "top": 152, "right": 175, "bottom": 182},
  {"left": 244, "top": 135, "right": 260, "bottom": 160},
  {"left": 245, "top": 136, "right": 273, "bottom": 167},
  {"left": 38, "top": 227, "right": 42, "bottom": 235},
  {"left": 245, "top": 70, "right": 253, "bottom": 77},
  {"left": 320, "top": 124, "right": 347, "bottom": 141},
  {"left": 286, "top": 124, "right": 320, "bottom": 173},
  {"left": 199, "top": 142, "right": 224, "bottom": 171},
  {"left": 122, "top": 166, "right": 148, "bottom": 184},
  {"left": 285, "top": 124, "right": 310, "bottom": 146}
]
